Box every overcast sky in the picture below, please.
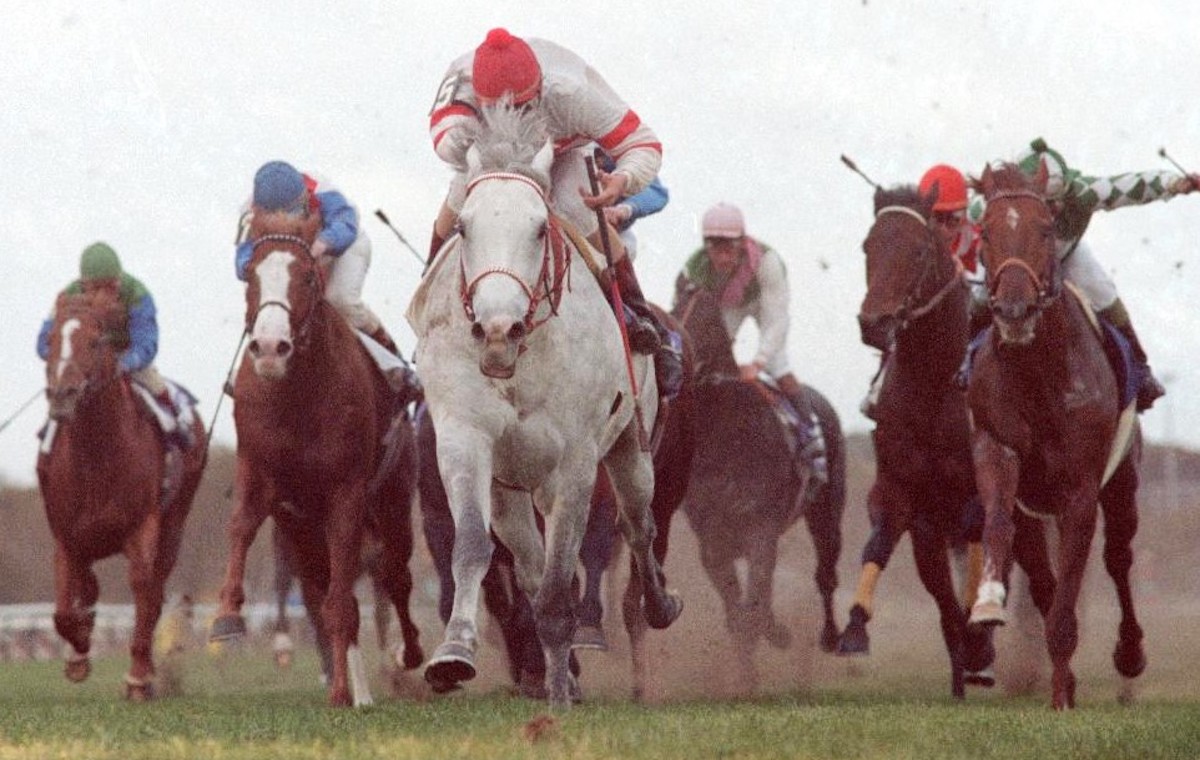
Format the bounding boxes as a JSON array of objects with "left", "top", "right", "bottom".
[{"left": 3, "top": 1, "right": 1199, "bottom": 487}]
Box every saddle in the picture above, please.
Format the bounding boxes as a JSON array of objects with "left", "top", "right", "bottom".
[{"left": 751, "top": 377, "right": 811, "bottom": 478}]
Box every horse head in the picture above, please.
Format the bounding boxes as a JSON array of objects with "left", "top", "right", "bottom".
[
  {"left": 457, "top": 104, "right": 559, "bottom": 378},
  {"left": 44, "top": 287, "right": 125, "bottom": 421},
  {"left": 243, "top": 210, "right": 324, "bottom": 379},
  {"left": 671, "top": 275, "right": 737, "bottom": 383},
  {"left": 857, "top": 184, "right": 955, "bottom": 351},
  {"left": 975, "top": 161, "right": 1059, "bottom": 345}
]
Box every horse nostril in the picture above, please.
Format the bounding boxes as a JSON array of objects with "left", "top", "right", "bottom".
[
  {"left": 507, "top": 322, "right": 526, "bottom": 342},
  {"left": 277, "top": 340, "right": 293, "bottom": 358},
  {"left": 471, "top": 322, "right": 485, "bottom": 342},
  {"left": 247, "top": 339, "right": 262, "bottom": 357}
]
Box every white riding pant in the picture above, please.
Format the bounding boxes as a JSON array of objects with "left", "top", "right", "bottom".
[
  {"left": 325, "top": 233, "right": 383, "bottom": 334},
  {"left": 1059, "top": 239, "right": 1118, "bottom": 311}
]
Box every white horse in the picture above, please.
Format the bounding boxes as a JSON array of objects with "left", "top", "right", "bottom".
[{"left": 406, "top": 105, "right": 682, "bottom": 708}]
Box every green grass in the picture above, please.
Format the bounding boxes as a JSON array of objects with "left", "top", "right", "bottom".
[{"left": 1, "top": 647, "right": 1198, "bottom": 760}]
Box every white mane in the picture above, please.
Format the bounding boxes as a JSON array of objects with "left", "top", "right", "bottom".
[{"left": 466, "top": 102, "right": 552, "bottom": 190}]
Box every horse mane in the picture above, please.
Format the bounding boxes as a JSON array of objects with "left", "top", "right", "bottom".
[
  {"left": 466, "top": 102, "right": 552, "bottom": 189},
  {"left": 872, "top": 183, "right": 936, "bottom": 219}
]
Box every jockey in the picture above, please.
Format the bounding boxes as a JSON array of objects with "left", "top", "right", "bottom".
[
  {"left": 598, "top": 149, "right": 671, "bottom": 262},
  {"left": 918, "top": 164, "right": 989, "bottom": 329},
  {"left": 679, "top": 202, "right": 827, "bottom": 484},
  {"left": 236, "top": 161, "right": 421, "bottom": 402},
  {"left": 427, "top": 27, "right": 683, "bottom": 396},
  {"left": 971, "top": 139, "right": 1200, "bottom": 411},
  {"left": 37, "top": 242, "right": 193, "bottom": 448}
]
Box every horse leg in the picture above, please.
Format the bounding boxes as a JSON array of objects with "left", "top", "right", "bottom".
[
  {"left": 52, "top": 544, "right": 93, "bottom": 683},
  {"left": 212, "top": 463, "right": 270, "bottom": 641},
  {"left": 575, "top": 481, "right": 616, "bottom": 650},
  {"left": 271, "top": 525, "right": 297, "bottom": 668},
  {"left": 694, "top": 540, "right": 756, "bottom": 691},
  {"left": 910, "top": 515, "right": 967, "bottom": 699},
  {"left": 604, "top": 423, "right": 682, "bottom": 630},
  {"left": 320, "top": 487, "right": 368, "bottom": 707},
  {"left": 969, "top": 432, "right": 1019, "bottom": 626},
  {"left": 370, "top": 528, "right": 424, "bottom": 671},
  {"left": 124, "top": 513, "right": 165, "bottom": 701},
  {"left": 1099, "top": 460, "right": 1146, "bottom": 684},
  {"left": 531, "top": 474, "right": 594, "bottom": 710},
  {"left": 1046, "top": 496, "right": 1100, "bottom": 711},
  {"left": 481, "top": 552, "right": 545, "bottom": 698},
  {"left": 425, "top": 433, "right": 496, "bottom": 693},
  {"left": 804, "top": 485, "right": 843, "bottom": 653}
]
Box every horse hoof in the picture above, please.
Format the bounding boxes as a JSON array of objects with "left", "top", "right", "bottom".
[
  {"left": 124, "top": 675, "right": 155, "bottom": 702},
  {"left": 965, "top": 668, "right": 996, "bottom": 688},
  {"left": 425, "top": 643, "right": 476, "bottom": 693},
  {"left": 643, "top": 591, "right": 683, "bottom": 630},
  {"left": 836, "top": 605, "right": 870, "bottom": 657},
  {"left": 968, "top": 601, "right": 1007, "bottom": 627},
  {"left": 572, "top": 625, "right": 609, "bottom": 651},
  {"left": 64, "top": 656, "right": 91, "bottom": 683},
  {"left": 518, "top": 669, "right": 547, "bottom": 700},
  {"left": 1113, "top": 641, "right": 1147, "bottom": 679},
  {"left": 818, "top": 621, "right": 839, "bottom": 653},
  {"left": 209, "top": 615, "right": 247, "bottom": 642},
  {"left": 401, "top": 644, "right": 425, "bottom": 671}
]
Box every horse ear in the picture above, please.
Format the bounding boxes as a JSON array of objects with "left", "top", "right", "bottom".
[
  {"left": 979, "top": 164, "right": 995, "bottom": 198},
  {"left": 920, "top": 181, "right": 939, "bottom": 215},
  {"left": 872, "top": 185, "right": 886, "bottom": 215},
  {"left": 532, "top": 138, "right": 554, "bottom": 178},
  {"left": 1034, "top": 157, "right": 1050, "bottom": 194}
]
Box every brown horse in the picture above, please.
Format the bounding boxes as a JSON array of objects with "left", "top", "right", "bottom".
[
  {"left": 38, "top": 287, "right": 206, "bottom": 700},
  {"left": 416, "top": 301, "right": 697, "bottom": 702},
  {"left": 843, "top": 184, "right": 1055, "bottom": 698},
  {"left": 672, "top": 278, "right": 845, "bottom": 692},
  {"left": 210, "top": 210, "right": 423, "bottom": 707},
  {"left": 968, "top": 162, "right": 1146, "bottom": 709}
]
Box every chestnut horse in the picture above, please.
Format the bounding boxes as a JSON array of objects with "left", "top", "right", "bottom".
[
  {"left": 416, "top": 301, "right": 695, "bottom": 702},
  {"left": 968, "top": 162, "right": 1145, "bottom": 710},
  {"left": 671, "top": 278, "right": 845, "bottom": 692},
  {"left": 38, "top": 287, "right": 206, "bottom": 700},
  {"left": 210, "top": 210, "right": 423, "bottom": 707},
  {"left": 842, "top": 184, "right": 1055, "bottom": 698}
]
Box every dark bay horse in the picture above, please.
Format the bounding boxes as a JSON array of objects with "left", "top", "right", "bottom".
[
  {"left": 968, "top": 162, "right": 1145, "bottom": 710},
  {"left": 210, "top": 211, "right": 422, "bottom": 707},
  {"left": 415, "top": 301, "right": 696, "bottom": 702},
  {"left": 38, "top": 288, "right": 206, "bottom": 699},
  {"left": 842, "top": 184, "right": 1055, "bottom": 698},
  {"left": 672, "top": 278, "right": 845, "bottom": 691}
]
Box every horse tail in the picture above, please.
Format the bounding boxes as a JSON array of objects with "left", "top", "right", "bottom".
[{"left": 806, "top": 384, "right": 846, "bottom": 511}]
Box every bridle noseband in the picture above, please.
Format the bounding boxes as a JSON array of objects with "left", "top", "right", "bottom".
[
  {"left": 246, "top": 233, "right": 323, "bottom": 343},
  {"left": 981, "top": 189, "right": 1060, "bottom": 314},
  {"left": 457, "top": 171, "right": 571, "bottom": 333}
]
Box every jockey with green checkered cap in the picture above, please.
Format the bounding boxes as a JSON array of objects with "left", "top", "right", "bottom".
[{"left": 967, "top": 138, "right": 1200, "bottom": 411}]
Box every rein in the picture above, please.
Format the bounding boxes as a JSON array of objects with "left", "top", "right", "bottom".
[
  {"left": 982, "top": 190, "right": 1061, "bottom": 313},
  {"left": 874, "top": 205, "right": 964, "bottom": 326},
  {"left": 457, "top": 172, "right": 571, "bottom": 333}
]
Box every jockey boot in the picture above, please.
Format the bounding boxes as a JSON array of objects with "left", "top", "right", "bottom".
[
  {"left": 775, "top": 373, "right": 828, "bottom": 485},
  {"left": 368, "top": 325, "right": 401, "bottom": 357},
  {"left": 1100, "top": 301, "right": 1165, "bottom": 412},
  {"left": 612, "top": 257, "right": 683, "bottom": 398}
]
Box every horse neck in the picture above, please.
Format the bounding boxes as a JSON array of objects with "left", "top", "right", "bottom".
[
  {"left": 892, "top": 268, "right": 969, "bottom": 383},
  {"left": 287, "top": 302, "right": 363, "bottom": 389},
  {"left": 68, "top": 377, "right": 143, "bottom": 456}
]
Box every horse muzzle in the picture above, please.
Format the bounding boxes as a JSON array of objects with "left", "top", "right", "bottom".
[
  {"left": 990, "top": 298, "right": 1039, "bottom": 346},
  {"left": 46, "top": 385, "right": 83, "bottom": 422},
  {"left": 247, "top": 335, "right": 293, "bottom": 380},
  {"left": 472, "top": 318, "right": 525, "bottom": 379},
  {"left": 857, "top": 313, "right": 899, "bottom": 353}
]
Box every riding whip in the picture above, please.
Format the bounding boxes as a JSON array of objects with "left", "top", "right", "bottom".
[
  {"left": 373, "top": 209, "right": 427, "bottom": 268},
  {"left": 0, "top": 388, "right": 42, "bottom": 436},
  {"left": 840, "top": 154, "right": 882, "bottom": 190},
  {"left": 585, "top": 150, "right": 649, "bottom": 449},
  {"left": 1158, "top": 148, "right": 1194, "bottom": 177}
]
